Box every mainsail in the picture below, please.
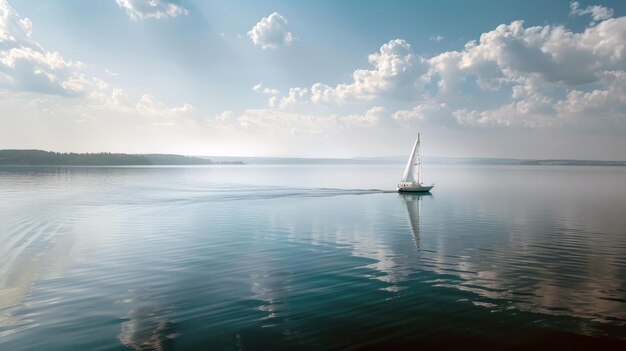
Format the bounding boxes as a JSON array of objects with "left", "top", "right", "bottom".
[{"left": 401, "top": 134, "right": 421, "bottom": 184}]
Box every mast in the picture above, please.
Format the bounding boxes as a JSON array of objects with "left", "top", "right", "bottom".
[{"left": 417, "top": 133, "right": 422, "bottom": 185}]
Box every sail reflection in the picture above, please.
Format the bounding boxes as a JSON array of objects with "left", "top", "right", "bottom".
[{"left": 400, "top": 193, "right": 433, "bottom": 251}]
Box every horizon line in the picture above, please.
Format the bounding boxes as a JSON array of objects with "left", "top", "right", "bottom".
[{"left": 1, "top": 149, "right": 625, "bottom": 163}]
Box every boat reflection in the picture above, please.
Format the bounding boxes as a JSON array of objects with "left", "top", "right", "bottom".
[
  {"left": 400, "top": 193, "right": 433, "bottom": 251},
  {"left": 353, "top": 193, "right": 434, "bottom": 293}
]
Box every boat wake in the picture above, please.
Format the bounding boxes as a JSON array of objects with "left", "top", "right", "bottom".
[
  {"left": 136, "top": 185, "right": 398, "bottom": 205},
  {"left": 202, "top": 186, "right": 398, "bottom": 202}
]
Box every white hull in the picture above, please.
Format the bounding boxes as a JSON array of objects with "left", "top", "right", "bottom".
[{"left": 397, "top": 183, "right": 434, "bottom": 193}]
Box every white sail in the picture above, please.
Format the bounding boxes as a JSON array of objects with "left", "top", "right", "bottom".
[
  {"left": 401, "top": 134, "right": 421, "bottom": 184},
  {"left": 397, "top": 133, "right": 433, "bottom": 192}
]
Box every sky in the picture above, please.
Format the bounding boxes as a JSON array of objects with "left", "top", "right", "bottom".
[{"left": 0, "top": 0, "right": 625, "bottom": 159}]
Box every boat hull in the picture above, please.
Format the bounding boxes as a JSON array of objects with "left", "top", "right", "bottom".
[{"left": 397, "top": 184, "right": 434, "bottom": 193}]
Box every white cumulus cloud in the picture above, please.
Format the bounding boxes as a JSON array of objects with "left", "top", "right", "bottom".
[
  {"left": 274, "top": 12, "right": 625, "bottom": 130},
  {"left": 247, "top": 12, "right": 294, "bottom": 49},
  {"left": 393, "top": 102, "right": 448, "bottom": 122},
  {"left": 0, "top": 0, "right": 196, "bottom": 125},
  {"left": 339, "top": 106, "right": 384, "bottom": 127},
  {"left": 569, "top": 1, "right": 613, "bottom": 22},
  {"left": 300, "top": 39, "right": 428, "bottom": 105},
  {"left": 443, "top": 17, "right": 626, "bottom": 128},
  {"left": 456, "top": 19, "right": 626, "bottom": 88},
  {"left": 115, "top": 0, "right": 188, "bottom": 21},
  {"left": 556, "top": 70, "right": 626, "bottom": 125},
  {"left": 0, "top": 0, "right": 89, "bottom": 96},
  {"left": 279, "top": 87, "right": 308, "bottom": 108},
  {"left": 453, "top": 94, "right": 555, "bottom": 128}
]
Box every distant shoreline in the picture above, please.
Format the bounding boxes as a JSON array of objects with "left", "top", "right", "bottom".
[
  {"left": 0, "top": 150, "right": 244, "bottom": 166},
  {"left": 206, "top": 155, "right": 626, "bottom": 166},
  {"left": 0, "top": 150, "right": 624, "bottom": 166}
]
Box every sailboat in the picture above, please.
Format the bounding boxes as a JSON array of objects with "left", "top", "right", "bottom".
[{"left": 397, "top": 133, "right": 434, "bottom": 193}]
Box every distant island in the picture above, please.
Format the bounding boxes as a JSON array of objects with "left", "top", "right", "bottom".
[{"left": 0, "top": 150, "right": 244, "bottom": 166}]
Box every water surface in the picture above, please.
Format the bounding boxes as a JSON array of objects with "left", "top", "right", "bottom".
[{"left": 1, "top": 165, "right": 625, "bottom": 350}]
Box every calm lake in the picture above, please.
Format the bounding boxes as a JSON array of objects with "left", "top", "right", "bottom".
[{"left": 1, "top": 164, "right": 625, "bottom": 350}]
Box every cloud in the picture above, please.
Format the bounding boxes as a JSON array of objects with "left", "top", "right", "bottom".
[
  {"left": 229, "top": 106, "right": 386, "bottom": 135},
  {"left": 455, "top": 19, "right": 626, "bottom": 88},
  {"left": 247, "top": 12, "right": 294, "bottom": 49},
  {"left": 271, "top": 12, "right": 625, "bottom": 132},
  {"left": 251, "top": 82, "right": 279, "bottom": 96},
  {"left": 0, "top": 1, "right": 91, "bottom": 96},
  {"left": 104, "top": 68, "right": 119, "bottom": 76},
  {"left": 0, "top": 1, "right": 32, "bottom": 43},
  {"left": 430, "top": 35, "right": 444, "bottom": 42},
  {"left": 137, "top": 94, "right": 194, "bottom": 117},
  {"left": 443, "top": 17, "right": 626, "bottom": 128},
  {"left": 87, "top": 83, "right": 134, "bottom": 111},
  {"left": 392, "top": 102, "right": 448, "bottom": 122},
  {"left": 278, "top": 87, "right": 308, "bottom": 108},
  {"left": 286, "top": 15, "right": 623, "bottom": 101},
  {"left": 289, "top": 39, "right": 428, "bottom": 106},
  {"left": 62, "top": 81, "right": 198, "bottom": 127},
  {"left": 408, "top": 17, "right": 626, "bottom": 128},
  {"left": 214, "top": 110, "right": 232, "bottom": 122},
  {"left": 339, "top": 106, "right": 384, "bottom": 127},
  {"left": 263, "top": 87, "right": 279, "bottom": 95},
  {"left": 286, "top": 12, "right": 624, "bottom": 106},
  {"left": 252, "top": 82, "right": 281, "bottom": 107},
  {"left": 0, "top": 47, "right": 87, "bottom": 95},
  {"left": 569, "top": 1, "right": 613, "bottom": 22},
  {"left": 555, "top": 70, "right": 626, "bottom": 126},
  {"left": 451, "top": 71, "right": 626, "bottom": 129},
  {"left": 237, "top": 108, "right": 329, "bottom": 135},
  {"left": 0, "top": 0, "right": 196, "bottom": 126},
  {"left": 428, "top": 51, "right": 465, "bottom": 94},
  {"left": 453, "top": 95, "right": 555, "bottom": 128},
  {"left": 115, "top": 0, "right": 188, "bottom": 21}
]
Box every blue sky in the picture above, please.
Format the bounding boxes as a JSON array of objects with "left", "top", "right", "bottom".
[{"left": 1, "top": 0, "right": 625, "bottom": 158}]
